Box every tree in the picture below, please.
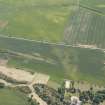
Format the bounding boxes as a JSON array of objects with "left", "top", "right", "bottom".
[{"left": 0, "top": 83, "right": 5, "bottom": 88}]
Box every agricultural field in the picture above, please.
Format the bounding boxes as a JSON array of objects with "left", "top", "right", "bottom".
[
  {"left": 0, "top": 88, "right": 31, "bottom": 105},
  {"left": 0, "top": 0, "right": 105, "bottom": 104},
  {"left": 0, "top": 36, "right": 105, "bottom": 86},
  {"left": 0, "top": 0, "right": 77, "bottom": 42},
  {"left": 64, "top": 0, "right": 105, "bottom": 49},
  {"left": 80, "top": 0, "right": 105, "bottom": 12},
  {"left": 0, "top": 0, "right": 105, "bottom": 86}
]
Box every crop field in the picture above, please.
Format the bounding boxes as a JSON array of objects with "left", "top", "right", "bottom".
[
  {"left": 0, "top": 0, "right": 78, "bottom": 42},
  {"left": 80, "top": 0, "right": 105, "bottom": 12},
  {"left": 0, "top": 88, "right": 31, "bottom": 105},
  {"left": 64, "top": 1, "right": 105, "bottom": 49},
  {"left": 0, "top": 36, "right": 105, "bottom": 85},
  {"left": 0, "top": 0, "right": 105, "bottom": 85},
  {"left": 0, "top": 0, "right": 105, "bottom": 104}
]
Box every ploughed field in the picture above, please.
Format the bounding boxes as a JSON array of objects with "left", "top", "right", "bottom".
[
  {"left": 80, "top": 0, "right": 105, "bottom": 12},
  {"left": 0, "top": 0, "right": 105, "bottom": 45},
  {"left": 65, "top": 0, "right": 105, "bottom": 49}
]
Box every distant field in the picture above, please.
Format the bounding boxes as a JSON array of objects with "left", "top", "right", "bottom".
[
  {"left": 0, "top": 36, "right": 105, "bottom": 85},
  {"left": 0, "top": 88, "right": 30, "bottom": 105},
  {"left": 0, "top": 0, "right": 105, "bottom": 44},
  {"left": 80, "top": 0, "right": 105, "bottom": 12},
  {"left": 64, "top": 0, "right": 105, "bottom": 49},
  {"left": 0, "top": 0, "right": 78, "bottom": 42}
]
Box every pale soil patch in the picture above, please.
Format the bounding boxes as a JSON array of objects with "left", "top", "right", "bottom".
[
  {"left": 0, "top": 66, "right": 34, "bottom": 83},
  {"left": 0, "top": 59, "right": 8, "bottom": 66},
  {"left": 0, "top": 79, "right": 12, "bottom": 86},
  {"left": 8, "top": 50, "right": 56, "bottom": 65},
  {"left": 0, "top": 65, "right": 50, "bottom": 105},
  {"left": 29, "top": 73, "right": 50, "bottom": 85},
  {"left": 100, "top": 101, "right": 105, "bottom": 105},
  {"left": 0, "top": 20, "right": 8, "bottom": 28},
  {"left": 77, "top": 44, "right": 97, "bottom": 49}
]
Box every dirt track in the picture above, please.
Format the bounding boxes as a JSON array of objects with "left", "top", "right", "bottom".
[{"left": 0, "top": 65, "right": 49, "bottom": 105}]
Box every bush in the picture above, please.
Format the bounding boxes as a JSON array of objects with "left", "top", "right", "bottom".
[
  {"left": 0, "top": 82, "right": 5, "bottom": 88},
  {"left": 17, "top": 86, "right": 32, "bottom": 94}
]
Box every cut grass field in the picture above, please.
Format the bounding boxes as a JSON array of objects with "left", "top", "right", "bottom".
[
  {"left": 0, "top": 88, "right": 30, "bottom": 105},
  {"left": 0, "top": 0, "right": 77, "bottom": 42}
]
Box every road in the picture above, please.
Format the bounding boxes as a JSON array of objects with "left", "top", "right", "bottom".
[{"left": 28, "top": 73, "right": 49, "bottom": 105}]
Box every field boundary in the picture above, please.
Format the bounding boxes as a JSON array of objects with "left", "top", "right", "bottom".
[
  {"left": 79, "top": 4, "right": 105, "bottom": 16},
  {"left": 0, "top": 34, "right": 105, "bottom": 52}
]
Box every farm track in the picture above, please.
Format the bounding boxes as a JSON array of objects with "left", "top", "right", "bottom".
[
  {"left": 0, "top": 35, "right": 105, "bottom": 52},
  {"left": 0, "top": 65, "right": 49, "bottom": 105}
]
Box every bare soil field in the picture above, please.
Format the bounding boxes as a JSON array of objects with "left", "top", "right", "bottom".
[
  {"left": 0, "top": 20, "right": 8, "bottom": 28},
  {"left": 0, "top": 59, "right": 8, "bottom": 66},
  {"left": 0, "top": 66, "right": 34, "bottom": 83},
  {"left": 0, "top": 65, "right": 50, "bottom": 84}
]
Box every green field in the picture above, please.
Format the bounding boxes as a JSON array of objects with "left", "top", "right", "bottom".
[
  {"left": 0, "top": 36, "right": 105, "bottom": 85},
  {"left": 0, "top": 0, "right": 105, "bottom": 43},
  {"left": 0, "top": 0, "right": 78, "bottom": 42},
  {"left": 1, "top": 0, "right": 105, "bottom": 104},
  {"left": 80, "top": 0, "right": 105, "bottom": 12},
  {"left": 0, "top": 88, "right": 31, "bottom": 105}
]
